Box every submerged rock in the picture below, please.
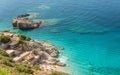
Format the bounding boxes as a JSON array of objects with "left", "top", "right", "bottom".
[
  {"left": 12, "top": 14, "right": 44, "bottom": 29},
  {"left": 17, "top": 14, "right": 30, "bottom": 18},
  {"left": 56, "top": 61, "right": 66, "bottom": 67}
]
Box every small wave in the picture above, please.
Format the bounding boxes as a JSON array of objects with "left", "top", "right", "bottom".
[
  {"left": 59, "top": 56, "right": 68, "bottom": 63},
  {"left": 38, "top": 5, "right": 50, "bottom": 10}
]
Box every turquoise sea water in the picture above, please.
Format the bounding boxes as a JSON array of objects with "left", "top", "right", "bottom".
[{"left": 0, "top": 0, "right": 120, "bottom": 75}]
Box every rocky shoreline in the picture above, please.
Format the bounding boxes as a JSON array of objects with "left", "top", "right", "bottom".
[
  {"left": 0, "top": 31, "right": 66, "bottom": 72},
  {"left": 12, "top": 14, "right": 44, "bottom": 29}
]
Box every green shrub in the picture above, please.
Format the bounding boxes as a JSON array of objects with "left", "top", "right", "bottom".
[
  {"left": 0, "top": 49, "right": 9, "bottom": 57},
  {"left": 0, "top": 67, "right": 10, "bottom": 75},
  {"left": 18, "top": 34, "right": 31, "bottom": 41},
  {"left": 15, "top": 63, "right": 33, "bottom": 74},
  {"left": 0, "top": 49, "right": 14, "bottom": 67},
  {"left": 11, "top": 72, "right": 32, "bottom": 75},
  {"left": 32, "top": 65, "right": 41, "bottom": 70},
  {"left": 0, "top": 35, "right": 11, "bottom": 43},
  {"left": 26, "top": 37, "right": 31, "bottom": 41},
  {"left": 18, "top": 40, "right": 27, "bottom": 45},
  {"left": 0, "top": 55, "right": 13, "bottom": 63},
  {"left": 49, "top": 71, "right": 69, "bottom": 75},
  {"left": 0, "top": 59, "right": 14, "bottom": 67}
]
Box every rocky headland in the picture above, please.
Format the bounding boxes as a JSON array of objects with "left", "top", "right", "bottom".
[
  {"left": 12, "top": 14, "right": 44, "bottom": 29},
  {"left": 0, "top": 31, "right": 66, "bottom": 72}
]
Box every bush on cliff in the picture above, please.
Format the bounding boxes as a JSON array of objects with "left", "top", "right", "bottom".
[
  {"left": 0, "top": 49, "right": 9, "bottom": 57},
  {"left": 0, "top": 35, "right": 11, "bottom": 43},
  {"left": 18, "top": 34, "right": 31, "bottom": 41},
  {"left": 18, "top": 39, "right": 27, "bottom": 45},
  {"left": 15, "top": 63, "right": 34, "bottom": 74},
  {"left": 0, "top": 49, "right": 15, "bottom": 67},
  {"left": 49, "top": 71, "right": 69, "bottom": 75},
  {"left": 0, "top": 66, "right": 10, "bottom": 75}
]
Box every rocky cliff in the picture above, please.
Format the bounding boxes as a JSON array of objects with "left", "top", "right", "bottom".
[
  {"left": 12, "top": 14, "right": 44, "bottom": 29},
  {"left": 0, "top": 31, "right": 66, "bottom": 71}
]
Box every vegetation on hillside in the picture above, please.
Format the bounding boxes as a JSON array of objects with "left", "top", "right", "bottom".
[
  {"left": 0, "top": 49, "right": 69, "bottom": 75},
  {"left": 17, "top": 34, "right": 31, "bottom": 45},
  {"left": 0, "top": 49, "right": 40, "bottom": 75},
  {"left": 0, "top": 35, "right": 11, "bottom": 43},
  {"left": 18, "top": 34, "right": 31, "bottom": 41},
  {"left": 18, "top": 39, "right": 27, "bottom": 45},
  {"left": 0, "top": 66, "right": 10, "bottom": 75},
  {"left": 49, "top": 71, "right": 69, "bottom": 75}
]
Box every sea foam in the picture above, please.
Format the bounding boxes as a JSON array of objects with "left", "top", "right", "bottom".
[
  {"left": 27, "top": 12, "right": 39, "bottom": 18},
  {"left": 38, "top": 5, "right": 50, "bottom": 10},
  {"left": 44, "top": 18, "right": 64, "bottom": 26}
]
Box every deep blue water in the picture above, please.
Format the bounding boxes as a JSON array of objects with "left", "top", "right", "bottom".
[{"left": 0, "top": 0, "right": 120, "bottom": 75}]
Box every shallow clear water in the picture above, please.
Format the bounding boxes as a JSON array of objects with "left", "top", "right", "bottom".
[{"left": 0, "top": 0, "right": 120, "bottom": 75}]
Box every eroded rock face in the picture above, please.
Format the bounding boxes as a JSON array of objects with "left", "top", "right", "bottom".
[
  {"left": 40, "top": 42, "right": 59, "bottom": 57},
  {"left": 12, "top": 14, "right": 44, "bottom": 29}
]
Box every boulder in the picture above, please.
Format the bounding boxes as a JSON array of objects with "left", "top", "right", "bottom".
[
  {"left": 12, "top": 14, "right": 44, "bottom": 29},
  {"left": 0, "top": 44, "right": 9, "bottom": 49},
  {"left": 56, "top": 61, "right": 66, "bottom": 67},
  {"left": 50, "top": 50, "right": 59, "bottom": 57}
]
